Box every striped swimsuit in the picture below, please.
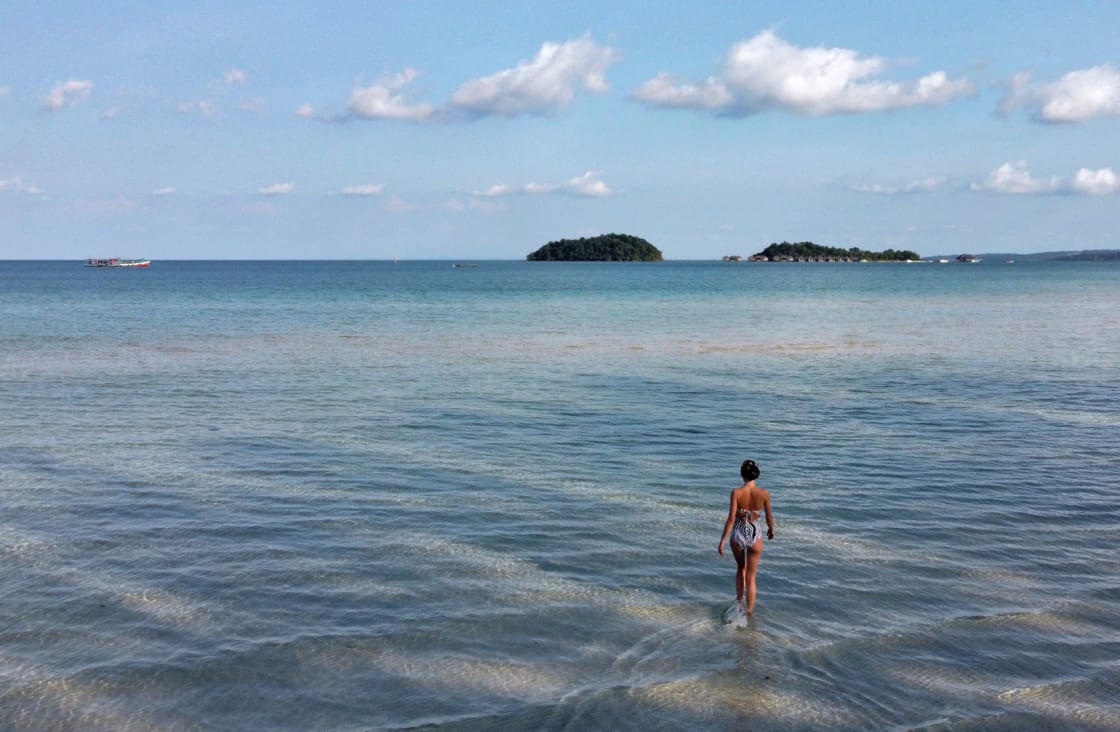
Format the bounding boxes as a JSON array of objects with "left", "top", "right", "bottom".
[{"left": 730, "top": 508, "right": 762, "bottom": 551}]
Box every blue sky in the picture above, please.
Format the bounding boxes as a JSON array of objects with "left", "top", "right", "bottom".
[{"left": 2, "top": 1, "right": 1118, "bottom": 259}]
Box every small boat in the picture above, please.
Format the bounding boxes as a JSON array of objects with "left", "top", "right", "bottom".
[
  {"left": 451, "top": 263, "right": 478, "bottom": 268},
  {"left": 86, "top": 258, "right": 151, "bottom": 267}
]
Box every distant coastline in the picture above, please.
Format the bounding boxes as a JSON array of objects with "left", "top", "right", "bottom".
[
  {"left": 716, "top": 247, "right": 1120, "bottom": 263},
  {"left": 3, "top": 247, "right": 1119, "bottom": 263},
  {"left": 925, "top": 250, "right": 1120, "bottom": 262}
]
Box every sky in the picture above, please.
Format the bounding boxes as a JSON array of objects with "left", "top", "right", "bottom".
[{"left": 2, "top": 1, "right": 1119, "bottom": 260}]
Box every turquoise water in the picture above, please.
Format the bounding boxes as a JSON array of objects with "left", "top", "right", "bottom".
[{"left": 1, "top": 260, "right": 1118, "bottom": 730}]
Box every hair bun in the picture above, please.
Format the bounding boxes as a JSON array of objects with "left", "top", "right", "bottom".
[{"left": 740, "top": 460, "right": 761, "bottom": 481}]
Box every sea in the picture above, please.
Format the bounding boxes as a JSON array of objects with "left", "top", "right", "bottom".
[{"left": 1, "top": 259, "right": 1117, "bottom": 731}]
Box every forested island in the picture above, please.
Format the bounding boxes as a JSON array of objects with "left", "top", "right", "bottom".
[
  {"left": 749, "top": 241, "right": 921, "bottom": 262},
  {"left": 526, "top": 233, "right": 663, "bottom": 261}
]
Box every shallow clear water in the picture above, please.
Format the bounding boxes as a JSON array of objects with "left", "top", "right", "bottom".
[{"left": 1, "top": 260, "right": 1118, "bottom": 730}]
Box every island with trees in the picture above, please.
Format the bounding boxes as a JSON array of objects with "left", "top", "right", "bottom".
[
  {"left": 748, "top": 241, "right": 921, "bottom": 262},
  {"left": 526, "top": 233, "right": 663, "bottom": 262}
]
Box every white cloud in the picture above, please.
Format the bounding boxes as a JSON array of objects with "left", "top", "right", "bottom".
[
  {"left": 468, "top": 197, "right": 504, "bottom": 212},
  {"left": 385, "top": 194, "right": 416, "bottom": 212},
  {"left": 522, "top": 181, "right": 553, "bottom": 194},
  {"left": 449, "top": 35, "right": 619, "bottom": 117},
  {"left": 258, "top": 182, "right": 295, "bottom": 196},
  {"left": 631, "top": 73, "right": 732, "bottom": 110},
  {"left": 340, "top": 184, "right": 385, "bottom": 196},
  {"left": 1070, "top": 167, "right": 1120, "bottom": 195},
  {"left": 971, "top": 161, "right": 1119, "bottom": 195},
  {"left": 477, "top": 171, "right": 615, "bottom": 198},
  {"left": 347, "top": 68, "right": 435, "bottom": 121},
  {"left": 632, "top": 30, "right": 972, "bottom": 116},
  {"left": 0, "top": 176, "right": 45, "bottom": 196},
  {"left": 1002, "top": 64, "right": 1120, "bottom": 123},
  {"left": 563, "top": 170, "right": 613, "bottom": 196},
  {"left": 178, "top": 99, "right": 217, "bottom": 119},
  {"left": 475, "top": 183, "right": 513, "bottom": 197},
  {"left": 849, "top": 177, "right": 945, "bottom": 195},
  {"left": 999, "top": 71, "right": 1033, "bottom": 118},
  {"left": 152, "top": 187, "right": 176, "bottom": 196},
  {"left": 225, "top": 68, "right": 247, "bottom": 85},
  {"left": 971, "top": 161, "right": 1059, "bottom": 194},
  {"left": 44, "top": 79, "right": 92, "bottom": 110},
  {"left": 295, "top": 104, "right": 314, "bottom": 118}
]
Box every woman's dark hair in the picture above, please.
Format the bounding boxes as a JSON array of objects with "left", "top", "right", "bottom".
[{"left": 741, "top": 460, "right": 760, "bottom": 482}]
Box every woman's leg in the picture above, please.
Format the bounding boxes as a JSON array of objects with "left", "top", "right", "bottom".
[
  {"left": 731, "top": 544, "right": 746, "bottom": 604},
  {"left": 745, "top": 541, "right": 763, "bottom": 614}
]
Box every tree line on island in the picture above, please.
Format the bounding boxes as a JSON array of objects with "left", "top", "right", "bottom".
[
  {"left": 748, "top": 241, "right": 921, "bottom": 262},
  {"left": 526, "top": 234, "right": 663, "bottom": 261}
]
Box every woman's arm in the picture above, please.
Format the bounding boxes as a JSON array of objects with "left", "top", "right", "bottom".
[
  {"left": 717, "top": 490, "right": 738, "bottom": 555},
  {"left": 763, "top": 491, "right": 775, "bottom": 540}
]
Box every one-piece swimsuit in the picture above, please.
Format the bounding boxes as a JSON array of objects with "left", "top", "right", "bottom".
[{"left": 730, "top": 507, "right": 761, "bottom": 551}]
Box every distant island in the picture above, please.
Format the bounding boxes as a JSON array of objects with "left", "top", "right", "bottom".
[
  {"left": 1052, "top": 250, "right": 1120, "bottom": 262},
  {"left": 527, "top": 233, "right": 663, "bottom": 262},
  {"left": 748, "top": 241, "right": 921, "bottom": 262}
]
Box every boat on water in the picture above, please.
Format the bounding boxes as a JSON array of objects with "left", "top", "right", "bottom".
[
  {"left": 956, "top": 254, "right": 982, "bottom": 263},
  {"left": 452, "top": 263, "right": 478, "bottom": 268},
  {"left": 86, "top": 258, "right": 151, "bottom": 267}
]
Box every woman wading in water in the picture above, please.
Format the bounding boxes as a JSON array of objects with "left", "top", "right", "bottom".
[{"left": 718, "top": 460, "right": 775, "bottom": 618}]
